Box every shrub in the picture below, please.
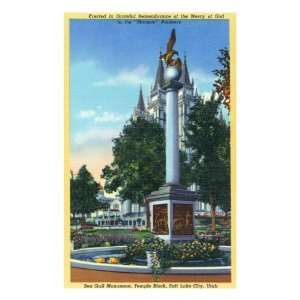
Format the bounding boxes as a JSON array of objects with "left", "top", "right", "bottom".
[
  {"left": 197, "top": 230, "right": 231, "bottom": 245},
  {"left": 124, "top": 239, "right": 146, "bottom": 260},
  {"left": 72, "top": 233, "right": 136, "bottom": 249},
  {"left": 175, "top": 240, "right": 220, "bottom": 262},
  {"left": 123, "top": 237, "right": 221, "bottom": 266}
]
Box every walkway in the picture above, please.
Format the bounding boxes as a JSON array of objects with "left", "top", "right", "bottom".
[{"left": 71, "top": 268, "right": 231, "bottom": 283}]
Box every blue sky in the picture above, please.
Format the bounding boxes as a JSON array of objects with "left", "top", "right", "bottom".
[{"left": 69, "top": 19, "right": 229, "bottom": 181}]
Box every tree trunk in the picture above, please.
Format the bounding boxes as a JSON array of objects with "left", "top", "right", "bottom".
[
  {"left": 75, "top": 216, "right": 79, "bottom": 231},
  {"left": 224, "top": 211, "right": 230, "bottom": 228},
  {"left": 224, "top": 211, "right": 228, "bottom": 226},
  {"left": 145, "top": 198, "right": 151, "bottom": 230},
  {"left": 209, "top": 192, "right": 216, "bottom": 232}
]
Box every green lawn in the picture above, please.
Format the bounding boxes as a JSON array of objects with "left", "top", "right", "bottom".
[
  {"left": 81, "top": 227, "right": 229, "bottom": 237},
  {"left": 194, "top": 224, "right": 226, "bottom": 233},
  {"left": 73, "top": 227, "right": 231, "bottom": 248}
]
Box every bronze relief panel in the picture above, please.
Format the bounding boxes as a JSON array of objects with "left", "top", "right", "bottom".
[
  {"left": 153, "top": 204, "right": 168, "bottom": 234},
  {"left": 172, "top": 204, "right": 193, "bottom": 235}
]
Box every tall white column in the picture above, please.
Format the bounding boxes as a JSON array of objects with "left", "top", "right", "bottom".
[{"left": 166, "top": 85, "right": 180, "bottom": 185}]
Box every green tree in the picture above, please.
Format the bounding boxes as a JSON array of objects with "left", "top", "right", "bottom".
[
  {"left": 101, "top": 117, "right": 191, "bottom": 228},
  {"left": 70, "top": 165, "right": 100, "bottom": 220},
  {"left": 213, "top": 48, "right": 230, "bottom": 111},
  {"left": 217, "top": 117, "right": 231, "bottom": 223},
  {"left": 186, "top": 93, "right": 230, "bottom": 231},
  {"left": 101, "top": 117, "right": 165, "bottom": 227},
  {"left": 180, "top": 150, "right": 193, "bottom": 187},
  {"left": 213, "top": 47, "right": 231, "bottom": 221}
]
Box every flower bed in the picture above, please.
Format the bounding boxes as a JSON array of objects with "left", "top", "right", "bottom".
[
  {"left": 196, "top": 230, "right": 231, "bottom": 246},
  {"left": 72, "top": 233, "right": 137, "bottom": 249},
  {"left": 71, "top": 237, "right": 230, "bottom": 276},
  {"left": 122, "top": 237, "right": 222, "bottom": 274}
]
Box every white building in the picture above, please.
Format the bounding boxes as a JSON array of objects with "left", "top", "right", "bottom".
[
  {"left": 84, "top": 55, "right": 226, "bottom": 228},
  {"left": 133, "top": 55, "right": 198, "bottom": 159},
  {"left": 88, "top": 196, "right": 147, "bottom": 228},
  {"left": 132, "top": 54, "right": 214, "bottom": 214},
  {"left": 109, "top": 198, "right": 122, "bottom": 211}
]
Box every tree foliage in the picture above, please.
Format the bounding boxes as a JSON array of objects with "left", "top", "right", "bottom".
[
  {"left": 101, "top": 117, "right": 192, "bottom": 206},
  {"left": 186, "top": 93, "right": 230, "bottom": 230},
  {"left": 70, "top": 165, "right": 100, "bottom": 215},
  {"left": 101, "top": 117, "right": 166, "bottom": 205},
  {"left": 213, "top": 48, "right": 230, "bottom": 110}
]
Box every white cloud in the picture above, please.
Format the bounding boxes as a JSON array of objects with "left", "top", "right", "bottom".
[
  {"left": 73, "top": 128, "right": 120, "bottom": 146},
  {"left": 94, "top": 111, "right": 130, "bottom": 124},
  {"left": 78, "top": 107, "right": 130, "bottom": 124},
  {"left": 78, "top": 109, "right": 96, "bottom": 119},
  {"left": 190, "top": 69, "right": 216, "bottom": 85},
  {"left": 93, "top": 64, "right": 152, "bottom": 87}
]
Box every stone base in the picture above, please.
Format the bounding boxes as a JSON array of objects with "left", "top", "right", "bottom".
[
  {"left": 147, "top": 184, "right": 197, "bottom": 243},
  {"left": 148, "top": 184, "right": 197, "bottom": 202}
]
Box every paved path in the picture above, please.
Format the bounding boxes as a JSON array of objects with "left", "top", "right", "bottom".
[{"left": 71, "top": 268, "right": 231, "bottom": 283}]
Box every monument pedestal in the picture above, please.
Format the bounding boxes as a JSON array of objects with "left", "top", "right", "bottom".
[
  {"left": 147, "top": 184, "right": 197, "bottom": 243},
  {"left": 147, "top": 41, "right": 197, "bottom": 243}
]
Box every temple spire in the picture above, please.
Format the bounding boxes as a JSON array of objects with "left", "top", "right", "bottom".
[
  {"left": 137, "top": 86, "right": 145, "bottom": 112},
  {"left": 179, "top": 54, "right": 191, "bottom": 85},
  {"left": 133, "top": 86, "right": 146, "bottom": 120},
  {"left": 153, "top": 54, "right": 164, "bottom": 91}
]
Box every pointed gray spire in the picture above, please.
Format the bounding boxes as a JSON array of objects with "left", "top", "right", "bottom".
[
  {"left": 137, "top": 86, "right": 145, "bottom": 112},
  {"left": 180, "top": 55, "right": 191, "bottom": 85},
  {"left": 195, "top": 88, "right": 199, "bottom": 97},
  {"left": 153, "top": 55, "right": 164, "bottom": 90}
]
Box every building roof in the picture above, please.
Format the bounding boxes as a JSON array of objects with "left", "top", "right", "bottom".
[
  {"left": 179, "top": 55, "right": 191, "bottom": 86},
  {"left": 153, "top": 57, "right": 165, "bottom": 90},
  {"left": 136, "top": 86, "right": 145, "bottom": 112},
  {"left": 96, "top": 195, "right": 113, "bottom": 203}
]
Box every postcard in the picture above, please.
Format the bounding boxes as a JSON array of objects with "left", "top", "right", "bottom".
[{"left": 64, "top": 12, "right": 236, "bottom": 288}]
